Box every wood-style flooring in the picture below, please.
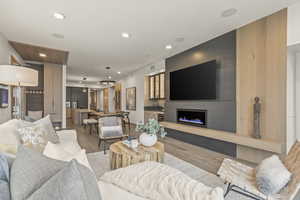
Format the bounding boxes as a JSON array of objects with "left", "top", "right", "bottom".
[{"left": 67, "top": 120, "right": 252, "bottom": 175}]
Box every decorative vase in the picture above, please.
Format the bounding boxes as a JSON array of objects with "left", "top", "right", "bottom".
[{"left": 139, "top": 133, "right": 157, "bottom": 147}]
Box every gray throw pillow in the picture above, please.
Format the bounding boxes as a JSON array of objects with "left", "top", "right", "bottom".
[
  {"left": 0, "top": 155, "right": 10, "bottom": 181},
  {"left": 10, "top": 146, "right": 66, "bottom": 200},
  {"left": 10, "top": 146, "right": 101, "bottom": 200},
  {"left": 0, "top": 154, "right": 11, "bottom": 200},
  {"left": 27, "top": 160, "right": 101, "bottom": 200},
  {"left": 0, "top": 180, "right": 10, "bottom": 200}
]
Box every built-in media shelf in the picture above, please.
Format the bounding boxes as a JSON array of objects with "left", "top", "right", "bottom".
[{"left": 160, "top": 121, "right": 283, "bottom": 154}]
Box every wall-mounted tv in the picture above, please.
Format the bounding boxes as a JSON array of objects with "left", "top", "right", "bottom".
[{"left": 170, "top": 60, "right": 217, "bottom": 100}]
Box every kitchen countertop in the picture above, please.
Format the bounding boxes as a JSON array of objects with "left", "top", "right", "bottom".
[
  {"left": 144, "top": 110, "right": 164, "bottom": 114},
  {"left": 144, "top": 106, "right": 164, "bottom": 112}
]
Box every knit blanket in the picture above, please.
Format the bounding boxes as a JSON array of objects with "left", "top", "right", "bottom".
[{"left": 100, "top": 161, "right": 224, "bottom": 200}]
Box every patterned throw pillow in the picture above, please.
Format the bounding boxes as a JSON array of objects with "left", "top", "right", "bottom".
[{"left": 18, "top": 124, "right": 48, "bottom": 152}]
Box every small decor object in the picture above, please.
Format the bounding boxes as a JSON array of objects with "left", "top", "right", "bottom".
[
  {"left": 126, "top": 87, "right": 136, "bottom": 110},
  {"left": 136, "top": 119, "right": 167, "bottom": 147},
  {"left": 253, "top": 97, "right": 261, "bottom": 139},
  {"left": 122, "top": 139, "right": 139, "bottom": 149}
]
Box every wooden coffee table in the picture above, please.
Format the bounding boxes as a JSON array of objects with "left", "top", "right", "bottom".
[{"left": 109, "top": 141, "right": 164, "bottom": 170}]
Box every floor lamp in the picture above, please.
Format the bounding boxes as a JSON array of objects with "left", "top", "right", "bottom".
[{"left": 0, "top": 65, "right": 38, "bottom": 119}]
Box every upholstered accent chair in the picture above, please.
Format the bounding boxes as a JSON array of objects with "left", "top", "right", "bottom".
[
  {"left": 98, "top": 116, "right": 128, "bottom": 154},
  {"left": 217, "top": 142, "right": 300, "bottom": 200}
]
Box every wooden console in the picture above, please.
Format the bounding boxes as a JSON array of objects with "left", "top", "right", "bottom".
[{"left": 160, "top": 121, "right": 283, "bottom": 154}]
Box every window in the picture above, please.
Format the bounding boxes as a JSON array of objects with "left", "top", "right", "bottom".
[{"left": 149, "top": 72, "right": 165, "bottom": 100}]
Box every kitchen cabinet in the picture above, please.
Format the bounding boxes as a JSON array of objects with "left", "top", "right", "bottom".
[{"left": 44, "top": 64, "right": 62, "bottom": 123}]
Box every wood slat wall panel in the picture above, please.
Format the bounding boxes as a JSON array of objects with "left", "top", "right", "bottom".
[{"left": 236, "top": 9, "right": 287, "bottom": 161}]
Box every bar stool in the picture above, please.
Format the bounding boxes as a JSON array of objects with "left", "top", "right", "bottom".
[{"left": 83, "top": 118, "right": 98, "bottom": 135}]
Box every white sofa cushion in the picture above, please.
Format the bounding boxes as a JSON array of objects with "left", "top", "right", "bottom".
[
  {"left": 57, "top": 130, "right": 78, "bottom": 143},
  {"left": 98, "top": 181, "right": 146, "bottom": 200},
  {"left": 43, "top": 142, "right": 93, "bottom": 172},
  {"left": 27, "top": 111, "right": 43, "bottom": 121},
  {"left": 0, "top": 119, "right": 23, "bottom": 154}
]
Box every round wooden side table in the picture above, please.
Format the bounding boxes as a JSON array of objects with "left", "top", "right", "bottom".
[{"left": 109, "top": 141, "right": 164, "bottom": 170}]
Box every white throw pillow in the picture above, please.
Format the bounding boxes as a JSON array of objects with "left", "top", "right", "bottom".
[
  {"left": 256, "top": 155, "right": 292, "bottom": 195},
  {"left": 0, "top": 119, "right": 23, "bottom": 154},
  {"left": 34, "top": 115, "right": 59, "bottom": 143},
  {"left": 43, "top": 142, "right": 93, "bottom": 172}
]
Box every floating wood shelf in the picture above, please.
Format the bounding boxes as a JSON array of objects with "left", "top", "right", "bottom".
[{"left": 160, "top": 121, "right": 283, "bottom": 154}]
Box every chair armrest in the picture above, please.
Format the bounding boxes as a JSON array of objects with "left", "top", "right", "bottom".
[{"left": 217, "top": 158, "right": 254, "bottom": 184}]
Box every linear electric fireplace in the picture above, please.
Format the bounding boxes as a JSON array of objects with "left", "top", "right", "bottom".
[{"left": 177, "top": 109, "right": 207, "bottom": 127}]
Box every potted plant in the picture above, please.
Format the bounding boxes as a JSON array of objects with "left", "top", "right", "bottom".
[{"left": 136, "top": 119, "right": 167, "bottom": 147}]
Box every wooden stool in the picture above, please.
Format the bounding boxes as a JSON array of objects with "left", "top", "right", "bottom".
[{"left": 109, "top": 141, "right": 164, "bottom": 170}]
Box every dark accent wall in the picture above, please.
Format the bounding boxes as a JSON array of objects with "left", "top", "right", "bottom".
[
  {"left": 164, "top": 31, "right": 236, "bottom": 157},
  {"left": 165, "top": 31, "right": 236, "bottom": 132}
]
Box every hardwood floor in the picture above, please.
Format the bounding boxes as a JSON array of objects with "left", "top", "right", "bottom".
[{"left": 67, "top": 120, "right": 253, "bottom": 174}]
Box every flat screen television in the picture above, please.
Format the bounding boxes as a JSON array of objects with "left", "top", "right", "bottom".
[{"left": 170, "top": 60, "right": 217, "bottom": 100}]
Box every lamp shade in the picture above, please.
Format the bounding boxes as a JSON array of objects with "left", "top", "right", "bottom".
[{"left": 0, "top": 65, "right": 38, "bottom": 87}]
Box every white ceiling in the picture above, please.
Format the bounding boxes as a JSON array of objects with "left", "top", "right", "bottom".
[{"left": 0, "top": 0, "right": 299, "bottom": 84}]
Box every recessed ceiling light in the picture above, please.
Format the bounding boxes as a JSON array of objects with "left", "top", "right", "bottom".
[
  {"left": 39, "top": 53, "right": 47, "bottom": 57},
  {"left": 108, "top": 76, "right": 112, "bottom": 79},
  {"left": 121, "top": 32, "right": 130, "bottom": 38},
  {"left": 79, "top": 81, "right": 82, "bottom": 84},
  {"left": 117, "top": 71, "right": 121, "bottom": 74},
  {"left": 221, "top": 8, "right": 237, "bottom": 18},
  {"left": 165, "top": 45, "right": 172, "bottom": 50},
  {"left": 53, "top": 12, "right": 65, "bottom": 20}
]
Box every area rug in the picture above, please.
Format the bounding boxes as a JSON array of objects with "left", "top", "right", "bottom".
[{"left": 87, "top": 151, "right": 250, "bottom": 200}]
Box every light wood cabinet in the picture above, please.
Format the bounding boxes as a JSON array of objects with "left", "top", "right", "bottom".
[
  {"left": 44, "top": 64, "right": 62, "bottom": 123},
  {"left": 149, "top": 72, "right": 165, "bottom": 100}
]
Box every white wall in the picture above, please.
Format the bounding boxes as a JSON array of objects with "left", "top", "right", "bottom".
[
  {"left": 287, "top": 50, "right": 296, "bottom": 152},
  {"left": 99, "top": 89, "right": 103, "bottom": 111},
  {"left": 0, "top": 33, "right": 24, "bottom": 123},
  {"left": 109, "top": 87, "right": 115, "bottom": 113},
  {"left": 288, "top": 2, "right": 300, "bottom": 46},
  {"left": 296, "top": 52, "right": 300, "bottom": 141},
  {"left": 118, "top": 60, "right": 165, "bottom": 124},
  {"left": 62, "top": 65, "right": 67, "bottom": 128}
]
